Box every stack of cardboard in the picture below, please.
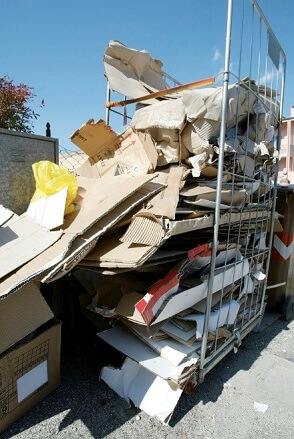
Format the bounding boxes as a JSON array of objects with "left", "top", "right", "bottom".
[{"left": 0, "top": 41, "right": 279, "bottom": 425}]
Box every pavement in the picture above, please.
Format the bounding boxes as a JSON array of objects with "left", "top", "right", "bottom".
[{"left": 2, "top": 313, "right": 294, "bottom": 439}]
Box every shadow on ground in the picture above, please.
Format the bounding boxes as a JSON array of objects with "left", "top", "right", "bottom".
[{"left": 2, "top": 287, "right": 293, "bottom": 439}]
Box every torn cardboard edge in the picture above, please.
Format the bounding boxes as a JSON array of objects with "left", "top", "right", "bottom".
[
  {"left": 80, "top": 210, "right": 269, "bottom": 270},
  {"left": 42, "top": 181, "right": 164, "bottom": 283},
  {"left": 120, "top": 167, "right": 185, "bottom": 246},
  {"left": 0, "top": 175, "right": 162, "bottom": 298},
  {"left": 26, "top": 188, "right": 67, "bottom": 230},
  {"left": 72, "top": 120, "right": 158, "bottom": 178},
  {"left": 115, "top": 259, "right": 249, "bottom": 326},
  {"left": 97, "top": 324, "right": 197, "bottom": 382},
  {"left": 0, "top": 214, "right": 63, "bottom": 280},
  {"left": 100, "top": 356, "right": 183, "bottom": 424}
]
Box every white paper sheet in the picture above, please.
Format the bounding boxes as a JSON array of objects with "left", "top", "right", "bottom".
[
  {"left": 26, "top": 188, "right": 67, "bottom": 230},
  {"left": 17, "top": 360, "right": 48, "bottom": 402}
]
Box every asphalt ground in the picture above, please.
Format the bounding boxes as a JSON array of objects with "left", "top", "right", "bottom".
[{"left": 2, "top": 312, "right": 294, "bottom": 439}]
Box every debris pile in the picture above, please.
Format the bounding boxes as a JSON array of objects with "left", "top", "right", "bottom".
[{"left": 0, "top": 41, "right": 280, "bottom": 425}]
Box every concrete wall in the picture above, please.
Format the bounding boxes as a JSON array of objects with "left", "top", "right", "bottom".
[{"left": 0, "top": 129, "right": 58, "bottom": 214}]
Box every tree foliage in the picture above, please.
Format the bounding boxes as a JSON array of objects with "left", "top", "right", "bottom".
[{"left": 0, "top": 76, "right": 41, "bottom": 133}]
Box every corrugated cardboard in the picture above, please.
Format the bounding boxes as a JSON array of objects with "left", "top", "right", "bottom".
[
  {"left": 80, "top": 210, "right": 270, "bottom": 270},
  {"left": 42, "top": 180, "right": 164, "bottom": 283},
  {"left": 0, "top": 282, "right": 54, "bottom": 355},
  {"left": 115, "top": 260, "right": 249, "bottom": 326},
  {"left": 183, "top": 300, "right": 240, "bottom": 339},
  {"left": 0, "top": 321, "right": 61, "bottom": 433},
  {"left": 120, "top": 167, "right": 184, "bottom": 246},
  {"left": 72, "top": 120, "right": 158, "bottom": 178},
  {"left": 126, "top": 321, "right": 200, "bottom": 367},
  {"left": 0, "top": 214, "right": 63, "bottom": 280},
  {"left": 100, "top": 357, "right": 183, "bottom": 425},
  {"left": 133, "top": 244, "right": 212, "bottom": 324},
  {"left": 0, "top": 175, "right": 160, "bottom": 298},
  {"left": 103, "top": 40, "right": 168, "bottom": 102},
  {"left": 97, "top": 325, "right": 197, "bottom": 382},
  {"left": 70, "top": 119, "right": 117, "bottom": 157},
  {"left": 180, "top": 185, "right": 247, "bottom": 207}
]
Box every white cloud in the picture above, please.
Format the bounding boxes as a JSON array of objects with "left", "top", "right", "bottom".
[
  {"left": 259, "top": 71, "right": 275, "bottom": 85},
  {"left": 213, "top": 48, "right": 221, "bottom": 63}
]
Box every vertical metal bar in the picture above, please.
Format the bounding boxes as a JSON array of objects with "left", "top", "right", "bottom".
[
  {"left": 199, "top": 0, "right": 234, "bottom": 374},
  {"left": 106, "top": 82, "right": 111, "bottom": 125}
]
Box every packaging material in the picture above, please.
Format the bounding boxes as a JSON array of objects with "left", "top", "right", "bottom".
[
  {"left": 131, "top": 99, "right": 186, "bottom": 131},
  {"left": 0, "top": 282, "right": 54, "bottom": 355},
  {"left": 42, "top": 180, "right": 164, "bottom": 283},
  {"left": 76, "top": 42, "right": 281, "bottom": 424},
  {"left": 100, "top": 357, "right": 183, "bottom": 424},
  {"left": 101, "top": 357, "right": 183, "bottom": 424},
  {"left": 115, "top": 259, "right": 249, "bottom": 326},
  {"left": 26, "top": 188, "right": 68, "bottom": 230},
  {"left": 0, "top": 214, "right": 62, "bottom": 280},
  {"left": 97, "top": 325, "right": 198, "bottom": 383},
  {"left": 0, "top": 321, "right": 61, "bottom": 433},
  {"left": 31, "top": 161, "right": 78, "bottom": 215},
  {"left": 0, "top": 175, "right": 162, "bottom": 298},
  {"left": 182, "top": 300, "right": 240, "bottom": 339},
  {"left": 121, "top": 166, "right": 185, "bottom": 246},
  {"left": 71, "top": 121, "right": 158, "bottom": 178},
  {"left": 103, "top": 40, "right": 169, "bottom": 103},
  {"left": 125, "top": 320, "right": 200, "bottom": 366},
  {"left": 131, "top": 99, "right": 186, "bottom": 166},
  {"left": 180, "top": 185, "right": 247, "bottom": 208},
  {"left": 70, "top": 119, "right": 117, "bottom": 157}
]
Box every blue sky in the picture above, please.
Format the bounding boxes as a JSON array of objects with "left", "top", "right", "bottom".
[{"left": 1, "top": 0, "right": 293, "bottom": 150}]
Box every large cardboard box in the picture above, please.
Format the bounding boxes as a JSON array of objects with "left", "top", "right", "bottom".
[{"left": 0, "top": 321, "right": 61, "bottom": 433}]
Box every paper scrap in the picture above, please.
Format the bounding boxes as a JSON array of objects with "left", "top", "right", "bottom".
[
  {"left": 254, "top": 402, "right": 269, "bottom": 413},
  {"left": 26, "top": 187, "right": 68, "bottom": 230}
]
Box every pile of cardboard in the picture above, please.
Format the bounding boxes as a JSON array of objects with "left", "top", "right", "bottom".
[{"left": 0, "top": 41, "right": 280, "bottom": 426}]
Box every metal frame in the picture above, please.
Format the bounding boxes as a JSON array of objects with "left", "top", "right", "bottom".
[
  {"left": 197, "top": 0, "right": 286, "bottom": 382},
  {"left": 103, "top": 0, "right": 286, "bottom": 389}
]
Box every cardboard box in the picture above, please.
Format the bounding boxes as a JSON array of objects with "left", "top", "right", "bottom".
[
  {"left": 0, "top": 321, "right": 61, "bottom": 433},
  {"left": 71, "top": 120, "right": 158, "bottom": 178},
  {"left": 0, "top": 282, "right": 54, "bottom": 355},
  {"left": 0, "top": 174, "right": 162, "bottom": 298}
]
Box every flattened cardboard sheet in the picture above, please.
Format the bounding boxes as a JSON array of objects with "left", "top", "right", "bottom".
[
  {"left": 0, "top": 215, "right": 62, "bottom": 280},
  {"left": 100, "top": 357, "right": 183, "bottom": 424},
  {"left": 0, "top": 175, "right": 158, "bottom": 298},
  {"left": 98, "top": 325, "right": 197, "bottom": 381}
]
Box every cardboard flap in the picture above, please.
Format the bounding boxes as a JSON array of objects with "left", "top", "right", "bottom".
[
  {"left": 0, "top": 282, "right": 54, "bottom": 355},
  {"left": 0, "top": 175, "right": 159, "bottom": 298},
  {"left": 73, "top": 123, "right": 158, "bottom": 178},
  {"left": 0, "top": 215, "right": 63, "bottom": 280},
  {"left": 70, "top": 119, "right": 117, "bottom": 157}
]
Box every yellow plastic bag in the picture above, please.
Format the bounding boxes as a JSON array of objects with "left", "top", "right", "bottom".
[{"left": 31, "top": 161, "right": 78, "bottom": 215}]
